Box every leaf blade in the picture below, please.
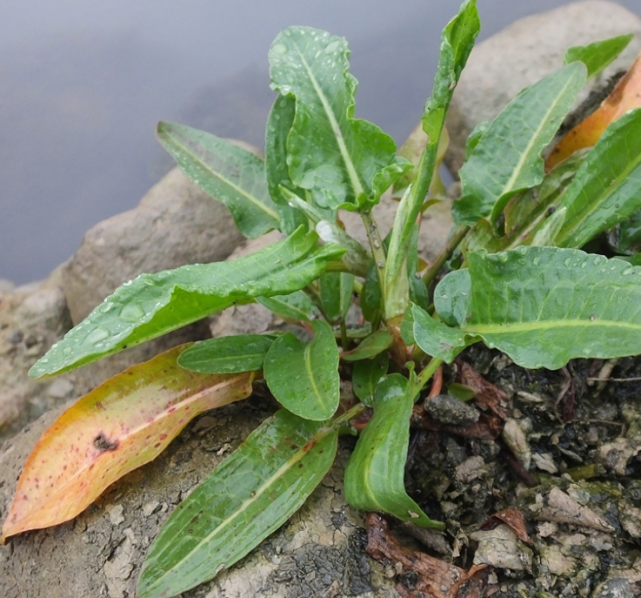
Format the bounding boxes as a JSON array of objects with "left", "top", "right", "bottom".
[
  {"left": 452, "top": 62, "right": 587, "bottom": 225},
  {"left": 2, "top": 345, "right": 253, "bottom": 541},
  {"left": 264, "top": 320, "right": 340, "bottom": 420},
  {"left": 564, "top": 33, "right": 633, "bottom": 80},
  {"left": 137, "top": 410, "right": 338, "bottom": 598},
  {"left": 344, "top": 374, "right": 443, "bottom": 529},
  {"left": 29, "top": 229, "right": 344, "bottom": 378},
  {"left": 177, "top": 335, "right": 274, "bottom": 374},
  {"left": 157, "top": 122, "right": 279, "bottom": 237}
]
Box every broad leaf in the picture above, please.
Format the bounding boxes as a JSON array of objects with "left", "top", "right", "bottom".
[
  {"left": 342, "top": 329, "right": 393, "bottom": 362},
  {"left": 344, "top": 374, "right": 444, "bottom": 529},
  {"left": 452, "top": 61, "right": 586, "bottom": 225},
  {"left": 435, "top": 247, "right": 641, "bottom": 370},
  {"left": 137, "top": 410, "right": 338, "bottom": 598},
  {"left": 268, "top": 26, "right": 407, "bottom": 211},
  {"left": 433, "top": 268, "right": 471, "bottom": 327},
  {"left": 264, "top": 320, "right": 340, "bottom": 420},
  {"left": 351, "top": 353, "right": 389, "bottom": 407},
  {"left": 157, "top": 122, "right": 279, "bottom": 238},
  {"left": 401, "top": 303, "right": 475, "bottom": 363},
  {"left": 319, "top": 272, "right": 354, "bottom": 321},
  {"left": 264, "top": 94, "right": 308, "bottom": 234},
  {"left": 257, "top": 290, "right": 321, "bottom": 322},
  {"left": 2, "top": 345, "right": 253, "bottom": 542},
  {"left": 547, "top": 53, "right": 641, "bottom": 169},
  {"left": 29, "top": 229, "right": 344, "bottom": 378},
  {"left": 385, "top": 0, "right": 479, "bottom": 319},
  {"left": 554, "top": 109, "right": 641, "bottom": 248},
  {"left": 177, "top": 335, "right": 275, "bottom": 374},
  {"left": 565, "top": 34, "right": 633, "bottom": 80}
]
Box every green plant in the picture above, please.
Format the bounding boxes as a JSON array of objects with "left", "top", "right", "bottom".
[{"left": 4, "top": 1, "right": 641, "bottom": 596}]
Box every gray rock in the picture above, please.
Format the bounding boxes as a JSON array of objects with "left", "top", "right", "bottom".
[
  {"left": 0, "top": 267, "right": 75, "bottom": 442},
  {"left": 0, "top": 399, "right": 400, "bottom": 598},
  {"left": 62, "top": 166, "right": 245, "bottom": 324},
  {"left": 445, "top": 0, "right": 641, "bottom": 174}
]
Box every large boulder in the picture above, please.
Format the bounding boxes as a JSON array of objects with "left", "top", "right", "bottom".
[{"left": 445, "top": 0, "right": 641, "bottom": 173}]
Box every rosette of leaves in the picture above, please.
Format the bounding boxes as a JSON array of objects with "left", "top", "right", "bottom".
[{"left": 6, "top": 1, "right": 641, "bottom": 596}]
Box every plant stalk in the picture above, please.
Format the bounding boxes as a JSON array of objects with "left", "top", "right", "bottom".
[{"left": 421, "top": 225, "right": 469, "bottom": 286}]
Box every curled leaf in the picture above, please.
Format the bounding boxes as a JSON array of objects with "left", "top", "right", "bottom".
[{"left": 2, "top": 345, "right": 253, "bottom": 542}]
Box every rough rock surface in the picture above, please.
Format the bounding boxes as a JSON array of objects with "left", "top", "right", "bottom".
[
  {"left": 0, "top": 399, "right": 400, "bottom": 598},
  {"left": 0, "top": 268, "right": 75, "bottom": 442},
  {"left": 61, "top": 166, "right": 245, "bottom": 324},
  {"left": 445, "top": 0, "right": 641, "bottom": 173}
]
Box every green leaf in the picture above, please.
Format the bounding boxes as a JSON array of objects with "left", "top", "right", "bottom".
[
  {"left": 609, "top": 209, "right": 641, "bottom": 255},
  {"left": 465, "top": 120, "right": 489, "bottom": 160},
  {"left": 268, "top": 26, "right": 407, "bottom": 211},
  {"left": 384, "top": 0, "right": 479, "bottom": 319},
  {"left": 264, "top": 95, "right": 308, "bottom": 235},
  {"left": 342, "top": 329, "right": 393, "bottom": 362},
  {"left": 554, "top": 109, "right": 641, "bottom": 248},
  {"left": 177, "top": 335, "right": 274, "bottom": 374},
  {"left": 360, "top": 264, "right": 382, "bottom": 323},
  {"left": 452, "top": 62, "right": 587, "bottom": 225},
  {"left": 344, "top": 374, "right": 444, "bottom": 529},
  {"left": 565, "top": 34, "right": 633, "bottom": 80},
  {"left": 257, "top": 290, "right": 321, "bottom": 322},
  {"left": 433, "top": 268, "right": 471, "bottom": 327},
  {"left": 137, "top": 410, "right": 338, "bottom": 598},
  {"left": 351, "top": 353, "right": 389, "bottom": 407},
  {"left": 264, "top": 320, "right": 340, "bottom": 420},
  {"left": 157, "top": 122, "right": 279, "bottom": 238},
  {"left": 436, "top": 247, "right": 641, "bottom": 370},
  {"left": 30, "top": 229, "right": 345, "bottom": 378},
  {"left": 319, "top": 272, "right": 354, "bottom": 321},
  {"left": 401, "top": 303, "right": 474, "bottom": 363}
]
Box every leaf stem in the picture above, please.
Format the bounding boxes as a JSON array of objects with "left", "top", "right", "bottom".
[
  {"left": 331, "top": 402, "right": 367, "bottom": 429},
  {"left": 421, "top": 225, "right": 469, "bottom": 286},
  {"left": 411, "top": 357, "right": 444, "bottom": 400},
  {"left": 361, "top": 210, "right": 387, "bottom": 303}
]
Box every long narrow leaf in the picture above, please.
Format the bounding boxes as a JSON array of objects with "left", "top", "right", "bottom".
[
  {"left": 344, "top": 374, "right": 444, "bottom": 529},
  {"left": 29, "top": 229, "right": 344, "bottom": 378},
  {"left": 137, "top": 410, "right": 338, "bottom": 598},
  {"left": 564, "top": 34, "right": 633, "bottom": 80},
  {"left": 452, "top": 62, "right": 586, "bottom": 225},
  {"left": 384, "top": 0, "right": 479, "bottom": 319},
  {"left": 2, "top": 345, "right": 253, "bottom": 542},
  {"left": 554, "top": 109, "right": 641, "bottom": 248},
  {"left": 157, "top": 122, "right": 279, "bottom": 237}
]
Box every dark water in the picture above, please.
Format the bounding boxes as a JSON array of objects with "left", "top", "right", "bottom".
[{"left": 2, "top": 0, "right": 640, "bottom": 284}]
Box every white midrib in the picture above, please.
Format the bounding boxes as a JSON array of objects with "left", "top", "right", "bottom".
[
  {"left": 165, "top": 135, "right": 280, "bottom": 222},
  {"left": 466, "top": 318, "right": 641, "bottom": 334},
  {"left": 292, "top": 42, "right": 365, "bottom": 198},
  {"left": 146, "top": 425, "right": 334, "bottom": 593}
]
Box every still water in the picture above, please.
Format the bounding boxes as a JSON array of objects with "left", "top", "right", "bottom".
[{"left": 2, "top": 0, "right": 640, "bottom": 283}]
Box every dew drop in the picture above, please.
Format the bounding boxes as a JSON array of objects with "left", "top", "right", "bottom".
[
  {"left": 532, "top": 257, "right": 541, "bottom": 266},
  {"left": 120, "top": 303, "right": 146, "bottom": 322},
  {"left": 563, "top": 258, "right": 572, "bottom": 267},
  {"left": 622, "top": 267, "right": 635, "bottom": 275},
  {"left": 324, "top": 40, "right": 341, "bottom": 54},
  {"left": 98, "top": 302, "right": 114, "bottom": 314},
  {"left": 271, "top": 44, "right": 287, "bottom": 56},
  {"left": 86, "top": 328, "right": 110, "bottom": 344}
]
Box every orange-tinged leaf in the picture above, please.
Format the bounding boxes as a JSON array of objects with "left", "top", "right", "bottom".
[
  {"left": 547, "top": 52, "right": 641, "bottom": 170},
  {"left": 1, "top": 344, "right": 254, "bottom": 542}
]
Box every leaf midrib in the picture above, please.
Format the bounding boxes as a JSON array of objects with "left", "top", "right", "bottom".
[
  {"left": 161, "top": 130, "right": 279, "bottom": 222},
  {"left": 466, "top": 318, "right": 641, "bottom": 335},
  {"left": 290, "top": 39, "right": 365, "bottom": 198},
  {"left": 144, "top": 424, "right": 335, "bottom": 594}
]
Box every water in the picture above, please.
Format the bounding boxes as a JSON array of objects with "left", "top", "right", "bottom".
[{"left": 2, "top": 0, "right": 640, "bottom": 284}]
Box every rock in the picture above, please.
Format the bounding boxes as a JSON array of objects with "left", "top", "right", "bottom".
[
  {"left": 61, "top": 166, "right": 246, "bottom": 324},
  {"left": 0, "top": 279, "right": 15, "bottom": 293},
  {"left": 445, "top": 0, "right": 641, "bottom": 173},
  {"left": 0, "top": 399, "right": 400, "bottom": 598},
  {"left": 0, "top": 267, "right": 76, "bottom": 442}
]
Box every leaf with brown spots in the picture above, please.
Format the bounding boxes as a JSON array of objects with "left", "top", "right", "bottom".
[
  {"left": 546, "top": 51, "right": 641, "bottom": 170},
  {"left": 1, "top": 344, "right": 254, "bottom": 542}
]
